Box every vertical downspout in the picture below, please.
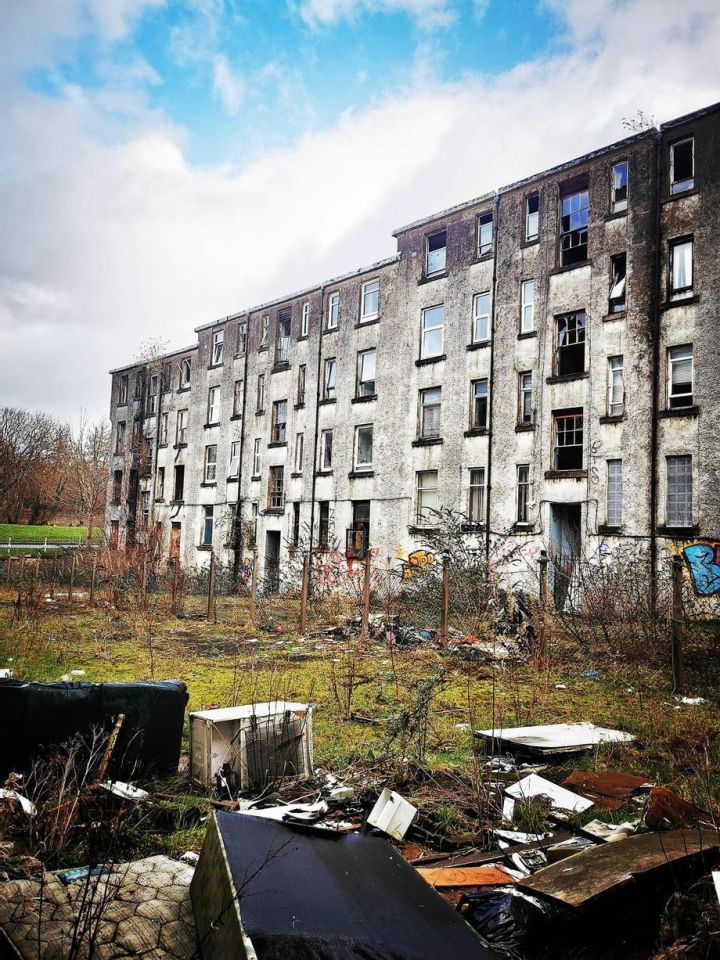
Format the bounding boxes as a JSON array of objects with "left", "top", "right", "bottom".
[
  {"left": 485, "top": 194, "right": 501, "bottom": 557},
  {"left": 649, "top": 132, "right": 662, "bottom": 612},
  {"left": 232, "top": 315, "right": 250, "bottom": 581},
  {"left": 307, "top": 285, "right": 325, "bottom": 590}
]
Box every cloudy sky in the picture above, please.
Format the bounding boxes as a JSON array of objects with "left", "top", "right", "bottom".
[{"left": 2, "top": 0, "right": 719, "bottom": 422}]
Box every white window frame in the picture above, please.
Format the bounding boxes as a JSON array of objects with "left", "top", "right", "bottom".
[
  {"left": 611, "top": 160, "right": 628, "bottom": 213},
  {"left": 176, "top": 409, "right": 188, "bottom": 444},
  {"left": 606, "top": 460, "right": 623, "bottom": 527},
  {"left": 297, "top": 364, "right": 306, "bottom": 405},
  {"left": 256, "top": 374, "right": 265, "bottom": 412},
  {"left": 207, "top": 385, "right": 220, "bottom": 424},
  {"left": 160, "top": 412, "right": 169, "bottom": 445},
  {"left": 668, "top": 344, "right": 694, "bottom": 409},
  {"left": 328, "top": 292, "right": 340, "bottom": 330},
  {"left": 357, "top": 348, "right": 376, "bottom": 398},
  {"left": 320, "top": 428, "right": 333, "bottom": 471},
  {"left": 520, "top": 372, "right": 533, "bottom": 424},
  {"left": 421, "top": 304, "right": 444, "bottom": 359},
  {"left": 156, "top": 466, "right": 164, "bottom": 500},
  {"left": 360, "top": 279, "right": 380, "bottom": 322},
  {"left": 416, "top": 470, "right": 439, "bottom": 525},
  {"left": 211, "top": 329, "right": 224, "bottom": 366},
  {"left": 301, "top": 302, "right": 310, "bottom": 337},
  {"left": 324, "top": 358, "right": 336, "bottom": 400},
  {"left": 252, "top": 437, "right": 262, "bottom": 476},
  {"left": 260, "top": 315, "right": 269, "bottom": 348},
  {"left": 516, "top": 464, "right": 531, "bottom": 525},
  {"left": 180, "top": 357, "right": 191, "bottom": 388},
  {"left": 354, "top": 424, "right": 373, "bottom": 472},
  {"left": 233, "top": 379, "right": 243, "bottom": 417},
  {"left": 472, "top": 291, "right": 491, "bottom": 344},
  {"left": 229, "top": 441, "right": 240, "bottom": 478},
  {"left": 666, "top": 455, "right": 693, "bottom": 527},
  {"left": 471, "top": 379, "right": 488, "bottom": 430},
  {"left": 477, "top": 212, "right": 493, "bottom": 257},
  {"left": 204, "top": 444, "right": 217, "bottom": 484},
  {"left": 202, "top": 505, "right": 214, "bottom": 546},
  {"left": 426, "top": 230, "right": 446, "bottom": 276},
  {"left": 670, "top": 137, "right": 694, "bottom": 195},
  {"left": 295, "top": 432, "right": 304, "bottom": 473},
  {"left": 521, "top": 279, "right": 535, "bottom": 333},
  {"left": 608, "top": 356, "right": 624, "bottom": 417},
  {"left": 525, "top": 194, "right": 539, "bottom": 241},
  {"left": 468, "top": 467, "right": 485, "bottom": 523},
  {"left": 237, "top": 319, "right": 248, "bottom": 355},
  {"left": 669, "top": 237, "right": 693, "bottom": 300},
  {"left": 420, "top": 386, "right": 442, "bottom": 439}
]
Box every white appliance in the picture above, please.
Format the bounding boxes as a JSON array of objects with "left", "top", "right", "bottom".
[{"left": 189, "top": 701, "right": 313, "bottom": 792}]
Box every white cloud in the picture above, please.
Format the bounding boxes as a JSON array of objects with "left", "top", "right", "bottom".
[
  {"left": 473, "top": 0, "right": 490, "bottom": 22},
  {"left": 295, "top": 0, "right": 457, "bottom": 30},
  {"left": 2, "top": 0, "right": 720, "bottom": 422},
  {"left": 212, "top": 54, "right": 246, "bottom": 114}
]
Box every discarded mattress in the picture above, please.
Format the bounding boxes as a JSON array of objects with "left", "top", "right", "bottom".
[
  {"left": 476, "top": 723, "right": 634, "bottom": 757},
  {"left": 191, "top": 811, "right": 501, "bottom": 960},
  {"left": 0, "top": 679, "right": 188, "bottom": 777}
]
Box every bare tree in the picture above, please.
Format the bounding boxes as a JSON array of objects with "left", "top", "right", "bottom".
[
  {"left": 63, "top": 415, "right": 112, "bottom": 541},
  {"left": 0, "top": 407, "right": 63, "bottom": 523}
]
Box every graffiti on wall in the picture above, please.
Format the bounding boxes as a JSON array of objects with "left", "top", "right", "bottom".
[
  {"left": 681, "top": 542, "right": 720, "bottom": 596},
  {"left": 241, "top": 556, "right": 254, "bottom": 580},
  {"left": 399, "top": 549, "right": 436, "bottom": 580}
]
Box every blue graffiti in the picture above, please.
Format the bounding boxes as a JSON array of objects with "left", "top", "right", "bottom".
[{"left": 682, "top": 542, "right": 720, "bottom": 596}]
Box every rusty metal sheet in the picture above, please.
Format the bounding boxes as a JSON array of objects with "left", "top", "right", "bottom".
[
  {"left": 562, "top": 769, "right": 652, "bottom": 809},
  {"left": 644, "top": 787, "right": 709, "bottom": 829}
]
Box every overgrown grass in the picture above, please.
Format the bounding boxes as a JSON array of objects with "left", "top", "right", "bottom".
[{"left": 0, "top": 523, "right": 102, "bottom": 542}]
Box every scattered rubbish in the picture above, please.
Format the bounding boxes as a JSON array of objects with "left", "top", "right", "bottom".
[
  {"left": 477, "top": 723, "right": 635, "bottom": 757},
  {"left": 0, "top": 788, "right": 36, "bottom": 817},
  {"left": 644, "top": 786, "right": 710, "bottom": 829},
  {"left": 238, "top": 799, "right": 329, "bottom": 823},
  {"left": 580, "top": 670, "right": 600, "bottom": 679},
  {"left": 458, "top": 888, "right": 552, "bottom": 954},
  {"left": 676, "top": 695, "right": 707, "bottom": 706},
  {"left": 562, "top": 769, "right": 653, "bottom": 810},
  {"left": 179, "top": 851, "right": 200, "bottom": 866},
  {"left": 505, "top": 774, "right": 594, "bottom": 814},
  {"left": 192, "top": 811, "right": 495, "bottom": 960},
  {"left": 100, "top": 780, "right": 150, "bottom": 802},
  {"left": 418, "top": 865, "right": 516, "bottom": 888},
  {"left": 518, "top": 829, "right": 720, "bottom": 908},
  {"left": 545, "top": 836, "right": 596, "bottom": 862},
  {"left": 502, "top": 796, "right": 515, "bottom": 822},
  {"left": 494, "top": 829, "right": 551, "bottom": 845},
  {"left": 0, "top": 669, "right": 12, "bottom": 680},
  {"left": 58, "top": 864, "right": 113, "bottom": 885},
  {"left": 554, "top": 683, "right": 567, "bottom": 689},
  {"left": 70, "top": 669, "right": 85, "bottom": 677},
  {"left": 510, "top": 849, "right": 547, "bottom": 875},
  {"left": 580, "top": 819, "right": 638, "bottom": 842},
  {"left": 367, "top": 787, "right": 418, "bottom": 840},
  {"left": 189, "top": 701, "right": 313, "bottom": 792}
]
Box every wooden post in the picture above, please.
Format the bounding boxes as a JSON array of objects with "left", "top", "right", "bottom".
[
  {"left": 171, "top": 559, "right": 179, "bottom": 617},
  {"left": 538, "top": 550, "right": 550, "bottom": 658},
  {"left": 207, "top": 549, "right": 216, "bottom": 622},
  {"left": 142, "top": 553, "right": 148, "bottom": 610},
  {"left": 90, "top": 555, "right": 97, "bottom": 605},
  {"left": 671, "top": 555, "right": 684, "bottom": 694},
  {"left": 360, "top": 549, "right": 372, "bottom": 642},
  {"left": 299, "top": 552, "right": 310, "bottom": 635},
  {"left": 249, "top": 549, "right": 258, "bottom": 627},
  {"left": 440, "top": 554, "right": 450, "bottom": 644},
  {"left": 67, "top": 555, "right": 75, "bottom": 601},
  {"left": 96, "top": 714, "right": 125, "bottom": 783},
  {"left": 5, "top": 556, "right": 10, "bottom": 584}
]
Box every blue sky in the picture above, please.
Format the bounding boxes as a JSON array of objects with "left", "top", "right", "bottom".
[{"left": 1, "top": 0, "right": 719, "bottom": 421}]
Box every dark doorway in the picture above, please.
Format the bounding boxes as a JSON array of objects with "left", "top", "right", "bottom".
[
  {"left": 347, "top": 501, "right": 370, "bottom": 558},
  {"left": 549, "top": 503, "right": 581, "bottom": 612},
  {"left": 265, "top": 531, "right": 281, "bottom": 594}
]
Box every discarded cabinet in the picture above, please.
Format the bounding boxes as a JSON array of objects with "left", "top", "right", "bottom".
[
  {"left": 189, "top": 701, "right": 313, "bottom": 792},
  {"left": 367, "top": 787, "right": 417, "bottom": 840}
]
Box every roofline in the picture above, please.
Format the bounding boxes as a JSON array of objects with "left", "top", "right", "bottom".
[
  {"left": 108, "top": 342, "right": 198, "bottom": 376},
  {"left": 193, "top": 254, "right": 400, "bottom": 333},
  {"left": 660, "top": 99, "right": 720, "bottom": 131},
  {"left": 392, "top": 191, "right": 495, "bottom": 238}
]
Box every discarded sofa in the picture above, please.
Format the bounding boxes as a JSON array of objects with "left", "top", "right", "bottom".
[
  {"left": 192, "top": 811, "right": 501, "bottom": 959},
  {"left": 0, "top": 679, "right": 188, "bottom": 778}
]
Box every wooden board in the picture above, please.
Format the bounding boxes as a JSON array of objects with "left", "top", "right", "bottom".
[
  {"left": 518, "top": 829, "right": 720, "bottom": 908},
  {"left": 417, "top": 865, "right": 516, "bottom": 888}
]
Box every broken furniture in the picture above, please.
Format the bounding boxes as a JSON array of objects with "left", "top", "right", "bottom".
[
  {"left": 0, "top": 679, "right": 188, "bottom": 778},
  {"left": 191, "top": 810, "right": 501, "bottom": 959},
  {"left": 476, "top": 722, "right": 634, "bottom": 758},
  {"left": 189, "top": 701, "right": 313, "bottom": 792}
]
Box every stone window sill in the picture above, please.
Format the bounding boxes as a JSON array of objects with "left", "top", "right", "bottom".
[
  {"left": 412, "top": 437, "right": 443, "bottom": 447},
  {"left": 226, "top": 476, "right": 239, "bottom": 483},
  {"left": 200, "top": 482, "right": 217, "bottom": 488},
  {"left": 467, "top": 340, "right": 490, "bottom": 352},
  {"left": 597, "top": 524, "right": 623, "bottom": 535},
  {"left": 323, "top": 327, "right": 338, "bottom": 336},
  {"left": 512, "top": 523, "right": 535, "bottom": 533},
  {"left": 319, "top": 398, "right": 336, "bottom": 406},
  {"left": 230, "top": 414, "right": 242, "bottom": 422},
  {"left": 549, "top": 259, "right": 591, "bottom": 276},
  {"left": 234, "top": 352, "right": 247, "bottom": 360},
  {"left": 660, "top": 296, "right": 699, "bottom": 311},
  {"left": 546, "top": 372, "right": 588, "bottom": 385},
  {"left": 154, "top": 498, "right": 165, "bottom": 504},
  {"left": 418, "top": 270, "right": 448, "bottom": 285},
  {"left": 658, "top": 405, "right": 699, "bottom": 419},
  {"left": 294, "top": 402, "right": 305, "bottom": 410},
  {"left": 464, "top": 428, "right": 488, "bottom": 437},
  {"left": 255, "top": 409, "right": 265, "bottom": 417},
  {"left": 272, "top": 363, "right": 291, "bottom": 374},
  {"left": 290, "top": 472, "right": 303, "bottom": 478},
  {"left": 603, "top": 311, "right": 626, "bottom": 322},
  {"left": 356, "top": 316, "right": 380, "bottom": 328},
  {"left": 545, "top": 469, "right": 587, "bottom": 480},
  {"left": 316, "top": 470, "right": 333, "bottom": 477},
  {"left": 662, "top": 188, "right": 700, "bottom": 203},
  {"left": 196, "top": 544, "right": 213, "bottom": 551},
  {"left": 157, "top": 443, "right": 168, "bottom": 449},
  {"left": 204, "top": 422, "right": 220, "bottom": 429},
  {"left": 251, "top": 474, "right": 261, "bottom": 481},
  {"left": 170, "top": 499, "right": 184, "bottom": 506},
  {"left": 297, "top": 335, "right": 308, "bottom": 342},
  {"left": 657, "top": 524, "right": 699, "bottom": 536},
  {"left": 461, "top": 522, "right": 485, "bottom": 532},
  {"left": 268, "top": 441, "right": 287, "bottom": 448},
  {"left": 348, "top": 470, "right": 374, "bottom": 479},
  {"left": 264, "top": 507, "right": 285, "bottom": 516},
  {"left": 604, "top": 210, "right": 628, "bottom": 222},
  {"left": 207, "top": 363, "right": 224, "bottom": 371},
  {"left": 599, "top": 414, "right": 625, "bottom": 424},
  {"left": 520, "top": 237, "right": 540, "bottom": 249},
  {"left": 352, "top": 394, "right": 377, "bottom": 404},
  {"left": 515, "top": 422, "right": 535, "bottom": 432},
  {"left": 173, "top": 443, "right": 187, "bottom": 450},
  {"left": 469, "top": 253, "right": 494, "bottom": 265},
  {"left": 416, "top": 354, "right": 446, "bottom": 367},
  {"left": 408, "top": 525, "right": 440, "bottom": 535},
  {"left": 177, "top": 386, "right": 191, "bottom": 394},
  {"left": 518, "top": 330, "right": 537, "bottom": 340}
]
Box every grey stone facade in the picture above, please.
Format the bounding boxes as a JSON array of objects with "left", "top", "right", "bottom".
[{"left": 106, "top": 102, "right": 720, "bottom": 592}]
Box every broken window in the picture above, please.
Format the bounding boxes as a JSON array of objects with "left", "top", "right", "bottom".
[
  {"left": 525, "top": 194, "right": 539, "bottom": 241},
  {"left": 668, "top": 344, "right": 693, "bottom": 408},
  {"left": 204, "top": 444, "right": 217, "bottom": 483},
  {"left": 256, "top": 374, "right": 265, "bottom": 413},
  {"left": 611, "top": 161, "right": 628, "bottom": 213},
  {"left": 253, "top": 438, "right": 261, "bottom": 476},
  {"left": 140, "top": 490, "right": 150, "bottom": 524},
  {"left": 416, "top": 470, "right": 439, "bottom": 525},
  {"left": 115, "top": 421, "right": 126, "bottom": 454},
  {"left": 477, "top": 212, "right": 493, "bottom": 256},
  {"left": 319, "top": 501, "right": 330, "bottom": 549},
  {"left": 419, "top": 386, "right": 441, "bottom": 439},
  {"left": 609, "top": 253, "right": 627, "bottom": 312},
  {"left": 275, "top": 308, "right": 291, "bottom": 365},
  {"left": 320, "top": 428, "right": 333, "bottom": 471},
  {"left": 553, "top": 409, "right": 584, "bottom": 471},
  {"left": 357, "top": 348, "right": 376, "bottom": 397},
  {"left": 173, "top": 465, "right": 185, "bottom": 502},
  {"left": 472, "top": 292, "right": 491, "bottom": 343},
  {"left": 260, "top": 315, "right": 269, "bottom": 349},
  {"left": 180, "top": 356, "right": 191, "bottom": 388},
  {"left": 250, "top": 502, "right": 258, "bottom": 545},
  {"left": 667, "top": 455, "right": 692, "bottom": 526},
  {"left": 328, "top": 292, "right": 339, "bottom": 330},
  {"left": 421, "top": 304, "right": 444, "bottom": 358},
  {"left": 112, "top": 469, "right": 123, "bottom": 502},
  {"left": 608, "top": 356, "right": 624, "bottom": 417},
  {"left": 670, "top": 137, "right": 694, "bottom": 194},
  {"left": 521, "top": 279, "right": 535, "bottom": 332},
  {"left": 471, "top": 379, "right": 488, "bottom": 430},
  {"left": 211, "top": 329, "right": 224, "bottom": 366},
  {"left": 156, "top": 466, "right": 165, "bottom": 500},
  {"left": 520, "top": 372, "right": 533, "bottom": 424},
  {"left": 556, "top": 311, "right": 586, "bottom": 377},
  {"left": 296, "top": 364, "right": 306, "bottom": 406},
  {"left": 292, "top": 502, "right": 301, "bottom": 546},
  {"left": 229, "top": 441, "right": 240, "bottom": 478},
  {"left": 559, "top": 180, "right": 589, "bottom": 266},
  {"left": 301, "top": 302, "right": 310, "bottom": 337},
  {"left": 669, "top": 237, "right": 693, "bottom": 300},
  {"left": 268, "top": 466, "right": 285, "bottom": 510},
  {"left": 426, "top": 229, "right": 446, "bottom": 275},
  {"left": 147, "top": 375, "right": 158, "bottom": 415},
  {"left": 160, "top": 412, "right": 168, "bottom": 445},
  {"left": 354, "top": 424, "right": 373, "bottom": 471},
  {"left": 233, "top": 379, "right": 243, "bottom": 417},
  {"left": 360, "top": 279, "right": 380, "bottom": 321},
  {"left": 323, "top": 358, "right": 336, "bottom": 400},
  {"left": 134, "top": 372, "right": 143, "bottom": 400},
  {"left": 119, "top": 375, "right": 129, "bottom": 405},
  {"left": 606, "top": 460, "right": 622, "bottom": 527},
  {"left": 162, "top": 362, "right": 171, "bottom": 393},
  {"left": 207, "top": 385, "right": 220, "bottom": 424},
  {"left": 271, "top": 400, "right": 287, "bottom": 443},
  {"left": 176, "top": 409, "right": 188, "bottom": 444},
  {"left": 468, "top": 467, "right": 485, "bottom": 523},
  {"left": 237, "top": 319, "right": 248, "bottom": 355},
  {"left": 294, "top": 432, "right": 304, "bottom": 473},
  {"left": 516, "top": 465, "right": 531, "bottom": 524},
  {"left": 202, "top": 506, "right": 214, "bottom": 546},
  {"left": 349, "top": 500, "right": 370, "bottom": 557}
]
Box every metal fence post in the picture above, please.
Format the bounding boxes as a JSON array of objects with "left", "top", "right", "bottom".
[{"left": 671, "top": 555, "right": 684, "bottom": 693}]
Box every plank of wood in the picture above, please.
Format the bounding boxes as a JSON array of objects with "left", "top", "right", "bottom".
[
  {"left": 519, "top": 828, "right": 720, "bottom": 908},
  {"left": 409, "top": 832, "right": 576, "bottom": 868},
  {"left": 417, "top": 865, "right": 516, "bottom": 888}
]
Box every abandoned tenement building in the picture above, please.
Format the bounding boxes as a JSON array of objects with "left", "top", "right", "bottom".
[{"left": 106, "top": 102, "right": 720, "bottom": 595}]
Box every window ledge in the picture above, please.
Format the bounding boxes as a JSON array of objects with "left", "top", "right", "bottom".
[
  {"left": 157, "top": 443, "right": 168, "bottom": 449},
  {"left": 226, "top": 476, "right": 239, "bottom": 483},
  {"left": 352, "top": 394, "right": 377, "bottom": 404},
  {"left": 418, "top": 270, "right": 448, "bottom": 285},
  {"left": 177, "top": 386, "right": 191, "bottom": 394},
  {"left": 264, "top": 508, "right": 285, "bottom": 516},
  {"left": 319, "top": 398, "right": 336, "bottom": 406},
  {"left": 545, "top": 469, "right": 588, "bottom": 480},
  {"left": 204, "top": 422, "right": 220, "bottom": 429},
  {"left": 207, "top": 363, "right": 224, "bottom": 371},
  {"left": 546, "top": 372, "right": 588, "bottom": 385},
  {"left": 464, "top": 428, "right": 488, "bottom": 437},
  {"left": 196, "top": 544, "right": 213, "bottom": 552},
  {"left": 272, "top": 363, "right": 291, "bottom": 374},
  {"left": 416, "top": 354, "right": 446, "bottom": 367},
  {"left": 469, "top": 252, "right": 494, "bottom": 265},
  {"left": 412, "top": 437, "right": 443, "bottom": 447},
  {"left": 255, "top": 409, "right": 265, "bottom": 417},
  {"left": 323, "top": 327, "right": 339, "bottom": 336},
  {"left": 603, "top": 311, "right": 626, "bottom": 322},
  {"left": 234, "top": 352, "right": 247, "bottom": 360},
  {"left": 515, "top": 422, "right": 535, "bottom": 432},
  {"left": 294, "top": 402, "right": 305, "bottom": 410},
  {"left": 517, "top": 330, "right": 537, "bottom": 341},
  {"left": 200, "top": 482, "right": 217, "bottom": 488},
  {"left": 663, "top": 188, "right": 700, "bottom": 203},
  {"left": 549, "top": 259, "right": 591, "bottom": 276},
  {"left": 512, "top": 523, "right": 535, "bottom": 533},
  {"left": 116, "top": 402, "right": 128, "bottom": 409},
  {"left": 658, "top": 405, "right": 699, "bottom": 419},
  {"left": 154, "top": 498, "right": 165, "bottom": 504},
  {"left": 230, "top": 414, "right": 242, "bottom": 422},
  {"left": 170, "top": 499, "right": 184, "bottom": 506},
  {"left": 356, "top": 316, "right": 380, "bottom": 328},
  {"left": 657, "top": 525, "right": 699, "bottom": 536},
  {"left": 599, "top": 414, "right": 625, "bottom": 424},
  {"left": 316, "top": 470, "right": 333, "bottom": 477},
  {"left": 268, "top": 441, "right": 287, "bottom": 448},
  {"left": 173, "top": 443, "right": 187, "bottom": 450},
  {"left": 290, "top": 471, "right": 303, "bottom": 478},
  {"left": 258, "top": 345, "right": 269, "bottom": 353},
  {"left": 408, "top": 525, "right": 440, "bottom": 535},
  {"left": 520, "top": 237, "right": 540, "bottom": 249},
  {"left": 604, "top": 210, "right": 628, "bottom": 222},
  {"left": 348, "top": 470, "right": 375, "bottom": 479},
  {"left": 660, "top": 296, "right": 699, "bottom": 311},
  {"left": 467, "top": 340, "right": 490, "bottom": 352},
  {"left": 461, "top": 522, "right": 485, "bottom": 532},
  {"left": 597, "top": 524, "right": 623, "bottom": 535}
]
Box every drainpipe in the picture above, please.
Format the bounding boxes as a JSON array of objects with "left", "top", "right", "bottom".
[
  {"left": 649, "top": 131, "right": 662, "bottom": 613},
  {"left": 484, "top": 194, "right": 501, "bottom": 558},
  {"left": 307, "top": 285, "right": 326, "bottom": 592},
  {"left": 232, "top": 316, "right": 250, "bottom": 581}
]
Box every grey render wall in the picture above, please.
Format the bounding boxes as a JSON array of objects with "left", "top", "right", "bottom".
[{"left": 106, "top": 102, "right": 720, "bottom": 588}]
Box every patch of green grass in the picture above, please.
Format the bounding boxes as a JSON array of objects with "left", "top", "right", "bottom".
[{"left": 0, "top": 523, "right": 103, "bottom": 544}]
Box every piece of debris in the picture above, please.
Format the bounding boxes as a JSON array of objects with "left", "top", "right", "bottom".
[
  {"left": 0, "top": 788, "right": 36, "bottom": 817},
  {"left": 417, "top": 865, "right": 516, "bottom": 888},
  {"left": 100, "top": 780, "right": 150, "bottom": 802},
  {"left": 643, "top": 786, "right": 710, "bottom": 829},
  {"left": 457, "top": 888, "right": 553, "bottom": 954},
  {"left": 0, "top": 669, "right": 13, "bottom": 680},
  {"left": 580, "top": 819, "right": 638, "bottom": 842},
  {"left": 238, "top": 799, "right": 329, "bottom": 823},
  {"left": 545, "top": 835, "right": 596, "bottom": 862},
  {"left": 505, "top": 774, "right": 594, "bottom": 814},
  {"left": 179, "top": 851, "right": 199, "bottom": 866},
  {"left": 367, "top": 787, "right": 418, "bottom": 840},
  {"left": 676, "top": 696, "right": 707, "bottom": 706},
  {"left": 562, "top": 769, "right": 653, "bottom": 810},
  {"left": 192, "top": 811, "right": 498, "bottom": 959},
  {"left": 712, "top": 871, "right": 720, "bottom": 904},
  {"left": 477, "top": 722, "right": 635, "bottom": 757}
]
